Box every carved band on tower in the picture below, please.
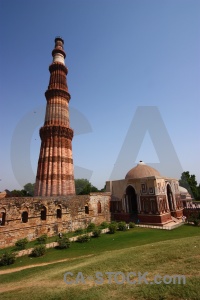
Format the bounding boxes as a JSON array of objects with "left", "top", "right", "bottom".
[{"left": 34, "top": 37, "right": 75, "bottom": 196}]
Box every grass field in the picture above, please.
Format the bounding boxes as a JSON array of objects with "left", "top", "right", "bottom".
[{"left": 0, "top": 225, "right": 199, "bottom": 300}]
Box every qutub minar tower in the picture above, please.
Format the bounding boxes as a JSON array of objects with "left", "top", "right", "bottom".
[{"left": 34, "top": 37, "right": 75, "bottom": 196}]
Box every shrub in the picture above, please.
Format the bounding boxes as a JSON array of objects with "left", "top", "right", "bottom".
[
  {"left": 109, "top": 223, "right": 118, "bottom": 234},
  {"left": 100, "top": 221, "right": 109, "bottom": 229},
  {"left": 77, "top": 234, "right": 90, "bottom": 243},
  {"left": 0, "top": 252, "right": 16, "bottom": 266},
  {"left": 92, "top": 229, "right": 101, "bottom": 238},
  {"left": 31, "top": 245, "right": 46, "bottom": 257},
  {"left": 56, "top": 234, "right": 71, "bottom": 249},
  {"left": 193, "top": 219, "right": 199, "bottom": 226},
  {"left": 87, "top": 223, "right": 96, "bottom": 232},
  {"left": 15, "top": 238, "right": 28, "bottom": 250},
  {"left": 129, "top": 222, "right": 135, "bottom": 228},
  {"left": 74, "top": 228, "right": 85, "bottom": 235},
  {"left": 118, "top": 221, "right": 127, "bottom": 231},
  {"left": 37, "top": 234, "right": 48, "bottom": 244},
  {"left": 111, "top": 221, "right": 118, "bottom": 226}
]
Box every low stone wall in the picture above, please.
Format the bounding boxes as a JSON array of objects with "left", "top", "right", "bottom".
[{"left": 15, "top": 228, "right": 109, "bottom": 257}]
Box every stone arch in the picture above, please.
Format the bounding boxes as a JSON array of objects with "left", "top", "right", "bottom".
[
  {"left": 85, "top": 204, "right": 89, "bottom": 214},
  {"left": 166, "top": 184, "right": 175, "bottom": 212},
  {"left": 0, "top": 208, "right": 6, "bottom": 226},
  {"left": 151, "top": 200, "right": 157, "bottom": 214},
  {"left": 143, "top": 199, "right": 149, "bottom": 213},
  {"left": 21, "top": 211, "right": 28, "bottom": 223},
  {"left": 56, "top": 205, "right": 62, "bottom": 219},
  {"left": 125, "top": 185, "right": 138, "bottom": 214},
  {"left": 97, "top": 201, "right": 101, "bottom": 214},
  {"left": 41, "top": 206, "right": 47, "bottom": 220}
]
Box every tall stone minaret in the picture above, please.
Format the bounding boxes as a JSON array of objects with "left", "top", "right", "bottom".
[{"left": 34, "top": 37, "right": 75, "bottom": 196}]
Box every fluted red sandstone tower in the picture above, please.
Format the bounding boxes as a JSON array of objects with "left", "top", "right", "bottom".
[{"left": 34, "top": 37, "right": 75, "bottom": 196}]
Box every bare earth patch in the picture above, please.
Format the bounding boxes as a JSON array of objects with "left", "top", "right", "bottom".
[{"left": 0, "top": 254, "right": 94, "bottom": 275}]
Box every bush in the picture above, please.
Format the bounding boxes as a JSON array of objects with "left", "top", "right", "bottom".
[
  {"left": 31, "top": 245, "right": 46, "bottom": 257},
  {"left": 92, "top": 229, "right": 101, "bottom": 238},
  {"left": 0, "top": 252, "right": 16, "bottom": 266},
  {"left": 37, "top": 234, "right": 48, "bottom": 244},
  {"left": 118, "top": 221, "right": 127, "bottom": 231},
  {"left": 129, "top": 222, "right": 135, "bottom": 228},
  {"left": 109, "top": 223, "right": 118, "bottom": 234},
  {"left": 111, "top": 221, "right": 118, "bottom": 226},
  {"left": 193, "top": 219, "right": 199, "bottom": 226},
  {"left": 56, "top": 234, "right": 71, "bottom": 249},
  {"left": 77, "top": 234, "right": 90, "bottom": 243},
  {"left": 100, "top": 221, "right": 109, "bottom": 229},
  {"left": 87, "top": 223, "right": 96, "bottom": 232},
  {"left": 74, "top": 228, "right": 85, "bottom": 235},
  {"left": 15, "top": 238, "right": 28, "bottom": 250}
]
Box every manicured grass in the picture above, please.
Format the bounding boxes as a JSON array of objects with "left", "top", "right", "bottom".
[
  {"left": 0, "top": 225, "right": 199, "bottom": 300},
  {"left": 0, "top": 225, "right": 104, "bottom": 256},
  {"left": 0, "top": 224, "right": 199, "bottom": 270}
]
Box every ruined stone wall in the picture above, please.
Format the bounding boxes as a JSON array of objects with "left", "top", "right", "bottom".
[{"left": 0, "top": 193, "right": 111, "bottom": 248}]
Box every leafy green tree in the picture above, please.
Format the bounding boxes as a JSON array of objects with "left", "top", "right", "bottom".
[
  {"left": 10, "top": 189, "right": 28, "bottom": 197},
  {"left": 75, "top": 179, "right": 90, "bottom": 195},
  {"left": 100, "top": 184, "right": 106, "bottom": 192},
  {"left": 10, "top": 183, "right": 35, "bottom": 197},
  {"left": 197, "top": 184, "right": 200, "bottom": 200},
  {"left": 23, "top": 183, "right": 35, "bottom": 196},
  {"left": 75, "top": 179, "right": 99, "bottom": 195},
  {"left": 179, "top": 171, "right": 199, "bottom": 199}
]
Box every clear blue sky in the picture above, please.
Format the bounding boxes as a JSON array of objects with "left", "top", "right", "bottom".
[{"left": 0, "top": 0, "right": 200, "bottom": 191}]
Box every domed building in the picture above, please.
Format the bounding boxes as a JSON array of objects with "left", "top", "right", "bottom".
[{"left": 106, "top": 161, "right": 183, "bottom": 225}]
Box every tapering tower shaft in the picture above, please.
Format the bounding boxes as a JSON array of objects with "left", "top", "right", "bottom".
[{"left": 34, "top": 37, "right": 75, "bottom": 196}]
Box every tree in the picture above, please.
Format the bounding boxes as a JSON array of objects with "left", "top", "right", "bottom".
[
  {"left": 198, "top": 184, "right": 200, "bottom": 200},
  {"left": 74, "top": 179, "right": 102, "bottom": 195},
  {"left": 23, "top": 183, "right": 35, "bottom": 196},
  {"left": 10, "top": 182, "right": 35, "bottom": 197},
  {"left": 10, "top": 189, "right": 28, "bottom": 197},
  {"left": 75, "top": 179, "right": 90, "bottom": 195},
  {"left": 179, "top": 171, "right": 199, "bottom": 199}
]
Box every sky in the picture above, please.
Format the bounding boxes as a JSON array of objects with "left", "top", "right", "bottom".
[{"left": 0, "top": 0, "right": 200, "bottom": 191}]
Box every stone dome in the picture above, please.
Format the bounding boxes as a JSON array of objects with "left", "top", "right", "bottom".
[{"left": 125, "top": 161, "right": 161, "bottom": 179}]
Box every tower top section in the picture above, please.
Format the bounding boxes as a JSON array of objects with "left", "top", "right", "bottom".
[{"left": 52, "top": 36, "right": 66, "bottom": 65}]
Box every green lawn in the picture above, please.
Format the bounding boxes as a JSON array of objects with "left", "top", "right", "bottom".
[{"left": 0, "top": 225, "right": 199, "bottom": 300}]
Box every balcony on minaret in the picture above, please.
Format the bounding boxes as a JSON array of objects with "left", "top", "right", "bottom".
[{"left": 52, "top": 37, "right": 66, "bottom": 65}]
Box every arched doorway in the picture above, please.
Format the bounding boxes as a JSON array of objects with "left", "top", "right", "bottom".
[
  {"left": 22, "top": 211, "right": 28, "bottom": 223},
  {"left": 56, "top": 205, "right": 62, "bottom": 218},
  {"left": 41, "top": 206, "right": 47, "bottom": 220},
  {"left": 167, "top": 184, "right": 174, "bottom": 212},
  {"left": 0, "top": 209, "right": 6, "bottom": 226},
  {"left": 97, "top": 201, "right": 101, "bottom": 214},
  {"left": 85, "top": 205, "right": 89, "bottom": 214},
  {"left": 125, "top": 186, "right": 138, "bottom": 214}
]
